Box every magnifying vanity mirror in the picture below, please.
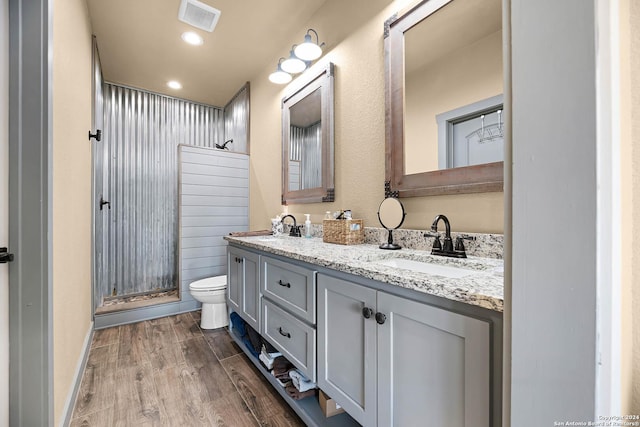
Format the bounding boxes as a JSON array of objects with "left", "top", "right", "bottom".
[
  {"left": 385, "top": 0, "right": 504, "bottom": 197},
  {"left": 377, "top": 197, "right": 406, "bottom": 250},
  {"left": 282, "top": 63, "right": 335, "bottom": 204}
]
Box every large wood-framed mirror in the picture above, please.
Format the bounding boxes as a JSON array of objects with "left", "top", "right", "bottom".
[
  {"left": 385, "top": 0, "right": 504, "bottom": 197},
  {"left": 282, "top": 62, "right": 335, "bottom": 204}
]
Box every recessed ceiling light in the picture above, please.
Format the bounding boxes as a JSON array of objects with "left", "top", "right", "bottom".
[
  {"left": 181, "top": 31, "right": 203, "bottom": 46},
  {"left": 167, "top": 80, "right": 182, "bottom": 89}
]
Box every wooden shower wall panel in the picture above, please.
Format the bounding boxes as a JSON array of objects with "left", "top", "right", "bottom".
[{"left": 179, "top": 145, "right": 249, "bottom": 301}]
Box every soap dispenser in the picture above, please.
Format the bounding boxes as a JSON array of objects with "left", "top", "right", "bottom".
[{"left": 304, "top": 214, "right": 312, "bottom": 238}]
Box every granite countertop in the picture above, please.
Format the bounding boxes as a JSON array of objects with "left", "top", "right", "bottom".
[{"left": 224, "top": 235, "right": 504, "bottom": 312}]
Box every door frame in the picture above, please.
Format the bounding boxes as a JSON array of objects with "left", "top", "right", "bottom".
[{"left": 8, "top": 0, "right": 53, "bottom": 425}]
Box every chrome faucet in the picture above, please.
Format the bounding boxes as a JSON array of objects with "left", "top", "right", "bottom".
[
  {"left": 281, "top": 214, "right": 302, "bottom": 237},
  {"left": 424, "top": 214, "right": 470, "bottom": 258}
]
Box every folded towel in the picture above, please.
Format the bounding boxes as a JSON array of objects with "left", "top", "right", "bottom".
[
  {"left": 229, "top": 312, "right": 246, "bottom": 337},
  {"left": 270, "top": 371, "right": 291, "bottom": 388},
  {"left": 274, "top": 368, "right": 294, "bottom": 381},
  {"left": 285, "top": 384, "right": 316, "bottom": 400},
  {"left": 289, "top": 369, "right": 316, "bottom": 393},
  {"left": 259, "top": 353, "right": 274, "bottom": 370},
  {"left": 259, "top": 345, "right": 282, "bottom": 370},
  {"left": 262, "top": 339, "right": 279, "bottom": 354},
  {"left": 272, "top": 356, "right": 293, "bottom": 372},
  {"left": 261, "top": 344, "right": 281, "bottom": 359}
]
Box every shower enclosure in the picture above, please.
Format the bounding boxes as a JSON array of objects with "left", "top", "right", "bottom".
[{"left": 93, "top": 81, "right": 250, "bottom": 315}]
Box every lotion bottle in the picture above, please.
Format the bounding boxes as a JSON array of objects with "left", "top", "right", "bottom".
[{"left": 304, "top": 214, "right": 312, "bottom": 238}]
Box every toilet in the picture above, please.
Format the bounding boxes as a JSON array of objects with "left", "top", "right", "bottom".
[{"left": 189, "top": 275, "right": 228, "bottom": 329}]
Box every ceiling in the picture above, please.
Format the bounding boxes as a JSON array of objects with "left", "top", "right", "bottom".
[{"left": 86, "top": 0, "right": 328, "bottom": 107}]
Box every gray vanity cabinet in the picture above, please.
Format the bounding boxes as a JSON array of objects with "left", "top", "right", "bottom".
[
  {"left": 227, "top": 247, "right": 260, "bottom": 331},
  {"left": 317, "top": 274, "right": 378, "bottom": 427},
  {"left": 318, "top": 273, "right": 491, "bottom": 427}
]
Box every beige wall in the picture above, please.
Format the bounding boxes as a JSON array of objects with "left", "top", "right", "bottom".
[
  {"left": 405, "top": 30, "right": 503, "bottom": 174},
  {"left": 248, "top": 0, "right": 504, "bottom": 235},
  {"left": 52, "top": 0, "right": 94, "bottom": 423}
]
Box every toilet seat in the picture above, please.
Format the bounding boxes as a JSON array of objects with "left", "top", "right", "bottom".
[{"left": 189, "top": 275, "right": 227, "bottom": 291}]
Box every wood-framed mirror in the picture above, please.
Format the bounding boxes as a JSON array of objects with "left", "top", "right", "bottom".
[
  {"left": 384, "top": 0, "right": 504, "bottom": 197},
  {"left": 282, "top": 62, "right": 335, "bottom": 204}
]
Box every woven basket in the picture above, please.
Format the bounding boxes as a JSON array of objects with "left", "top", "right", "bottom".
[{"left": 322, "top": 219, "right": 364, "bottom": 245}]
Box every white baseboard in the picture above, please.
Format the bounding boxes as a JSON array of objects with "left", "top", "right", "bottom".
[{"left": 59, "top": 322, "right": 94, "bottom": 427}]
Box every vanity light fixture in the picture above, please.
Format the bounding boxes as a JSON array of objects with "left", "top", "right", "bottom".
[
  {"left": 181, "top": 31, "right": 204, "bottom": 45},
  {"left": 167, "top": 80, "right": 182, "bottom": 89},
  {"left": 280, "top": 45, "right": 307, "bottom": 74},
  {"left": 269, "top": 58, "right": 293, "bottom": 84},
  {"left": 269, "top": 29, "right": 325, "bottom": 84},
  {"left": 294, "top": 29, "right": 324, "bottom": 61}
]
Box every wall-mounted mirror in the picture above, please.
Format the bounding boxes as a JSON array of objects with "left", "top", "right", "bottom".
[
  {"left": 282, "top": 63, "right": 335, "bottom": 204},
  {"left": 385, "top": 0, "right": 504, "bottom": 197}
]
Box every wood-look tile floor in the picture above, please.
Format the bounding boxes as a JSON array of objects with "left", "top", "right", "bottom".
[{"left": 70, "top": 311, "right": 304, "bottom": 427}]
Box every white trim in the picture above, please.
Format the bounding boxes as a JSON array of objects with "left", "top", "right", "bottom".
[
  {"left": 595, "top": 0, "right": 622, "bottom": 416},
  {"left": 59, "top": 322, "right": 94, "bottom": 427}
]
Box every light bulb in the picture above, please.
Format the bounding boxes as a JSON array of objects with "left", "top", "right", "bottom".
[
  {"left": 294, "top": 36, "right": 322, "bottom": 61},
  {"left": 167, "top": 80, "right": 182, "bottom": 89},
  {"left": 281, "top": 49, "right": 307, "bottom": 74},
  {"left": 269, "top": 69, "right": 292, "bottom": 84}
]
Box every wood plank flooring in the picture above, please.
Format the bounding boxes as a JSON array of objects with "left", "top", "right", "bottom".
[{"left": 70, "top": 311, "right": 304, "bottom": 427}]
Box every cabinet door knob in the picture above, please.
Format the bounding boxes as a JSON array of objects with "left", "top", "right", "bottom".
[
  {"left": 278, "top": 280, "right": 291, "bottom": 288},
  {"left": 278, "top": 327, "right": 291, "bottom": 338},
  {"left": 375, "top": 312, "right": 387, "bottom": 325},
  {"left": 362, "top": 307, "right": 374, "bottom": 319}
]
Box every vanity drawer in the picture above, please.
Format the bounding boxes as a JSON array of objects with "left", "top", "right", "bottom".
[
  {"left": 262, "top": 298, "right": 316, "bottom": 383},
  {"left": 262, "top": 256, "right": 316, "bottom": 324}
]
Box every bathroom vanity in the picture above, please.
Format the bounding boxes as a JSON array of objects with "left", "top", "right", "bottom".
[{"left": 224, "top": 235, "right": 503, "bottom": 427}]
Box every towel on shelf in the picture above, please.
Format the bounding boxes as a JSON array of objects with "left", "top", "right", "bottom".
[
  {"left": 272, "top": 356, "right": 293, "bottom": 373},
  {"left": 259, "top": 345, "right": 282, "bottom": 370},
  {"left": 246, "top": 326, "right": 263, "bottom": 354},
  {"left": 288, "top": 369, "right": 317, "bottom": 393},
  {"left": 270, "top": 371, "right": 291, "bottom": 387},
  {"left": 229, "top": 312, "right": 246, "bottom": 337},
  {"left": 285, "top": 383, "right": 316, "bottom": 400},
  {"left": 259, "top": 353, "right": 273, "bottom": 369}
]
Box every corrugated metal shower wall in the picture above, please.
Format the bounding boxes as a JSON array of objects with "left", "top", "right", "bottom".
[
  {"left": 290, "top": 122, "right": 322, "bottom": 189},
  {"left": 95, "top": 83, "right": 224, "bottom": 299},
  {"left": 223, "top": 84, "right": 249, "bottom": 153}
]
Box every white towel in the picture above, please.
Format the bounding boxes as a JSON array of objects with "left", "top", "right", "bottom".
[
  {"left": 288, "top": 369, "right": 316, "bottom": 392},
  {"left": 259, "top": 353, "right": 274, "bottom": 369},
  {"left": 261, "top": 345, "right": 282, "bottom": 359}
]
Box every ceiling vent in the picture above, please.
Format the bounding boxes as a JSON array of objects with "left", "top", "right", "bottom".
[{"left": 178, "top": 0, "right": 221, "bottom": 33}]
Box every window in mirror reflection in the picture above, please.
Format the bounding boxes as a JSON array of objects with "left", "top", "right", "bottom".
[
  {"left": 403, "top": 0, "right": 503, "bottom": 175},
  {"left": 288, "top": 87, "right": 322, "bottom": 191}
]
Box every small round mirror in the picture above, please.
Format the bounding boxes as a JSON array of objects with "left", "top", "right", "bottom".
[{"left": 377, "top": 197, "right": 406, "bottom": 250}]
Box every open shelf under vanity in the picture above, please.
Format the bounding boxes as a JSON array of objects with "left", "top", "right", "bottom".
[{"left": 229, "top": 330, "right": 360, "bottom": 427}]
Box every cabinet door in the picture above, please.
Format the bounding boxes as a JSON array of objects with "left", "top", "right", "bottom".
[
  {"left": 240, "top": 250, "right": 260, "bottom": 331},
  {"left": 377, "top": 292, "right": 490, "bottom": 427},
  {"left": 227, "top": 248, "right": 241, "bottom": 311},
  {"left": 317, "top": 274, "right": 377, "bottom": 427}
]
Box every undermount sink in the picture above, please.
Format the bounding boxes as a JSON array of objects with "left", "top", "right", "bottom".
[{"left": 371, "top": 258, "right": 478, "bottom": 279}]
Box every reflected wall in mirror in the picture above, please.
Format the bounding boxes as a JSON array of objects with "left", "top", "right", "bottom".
[
  {"left": 385, "top": 0, "right": 504, "bottom": 197},
  {"left": 282, "top": 63, "right": 335, "bottom": 204}
]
